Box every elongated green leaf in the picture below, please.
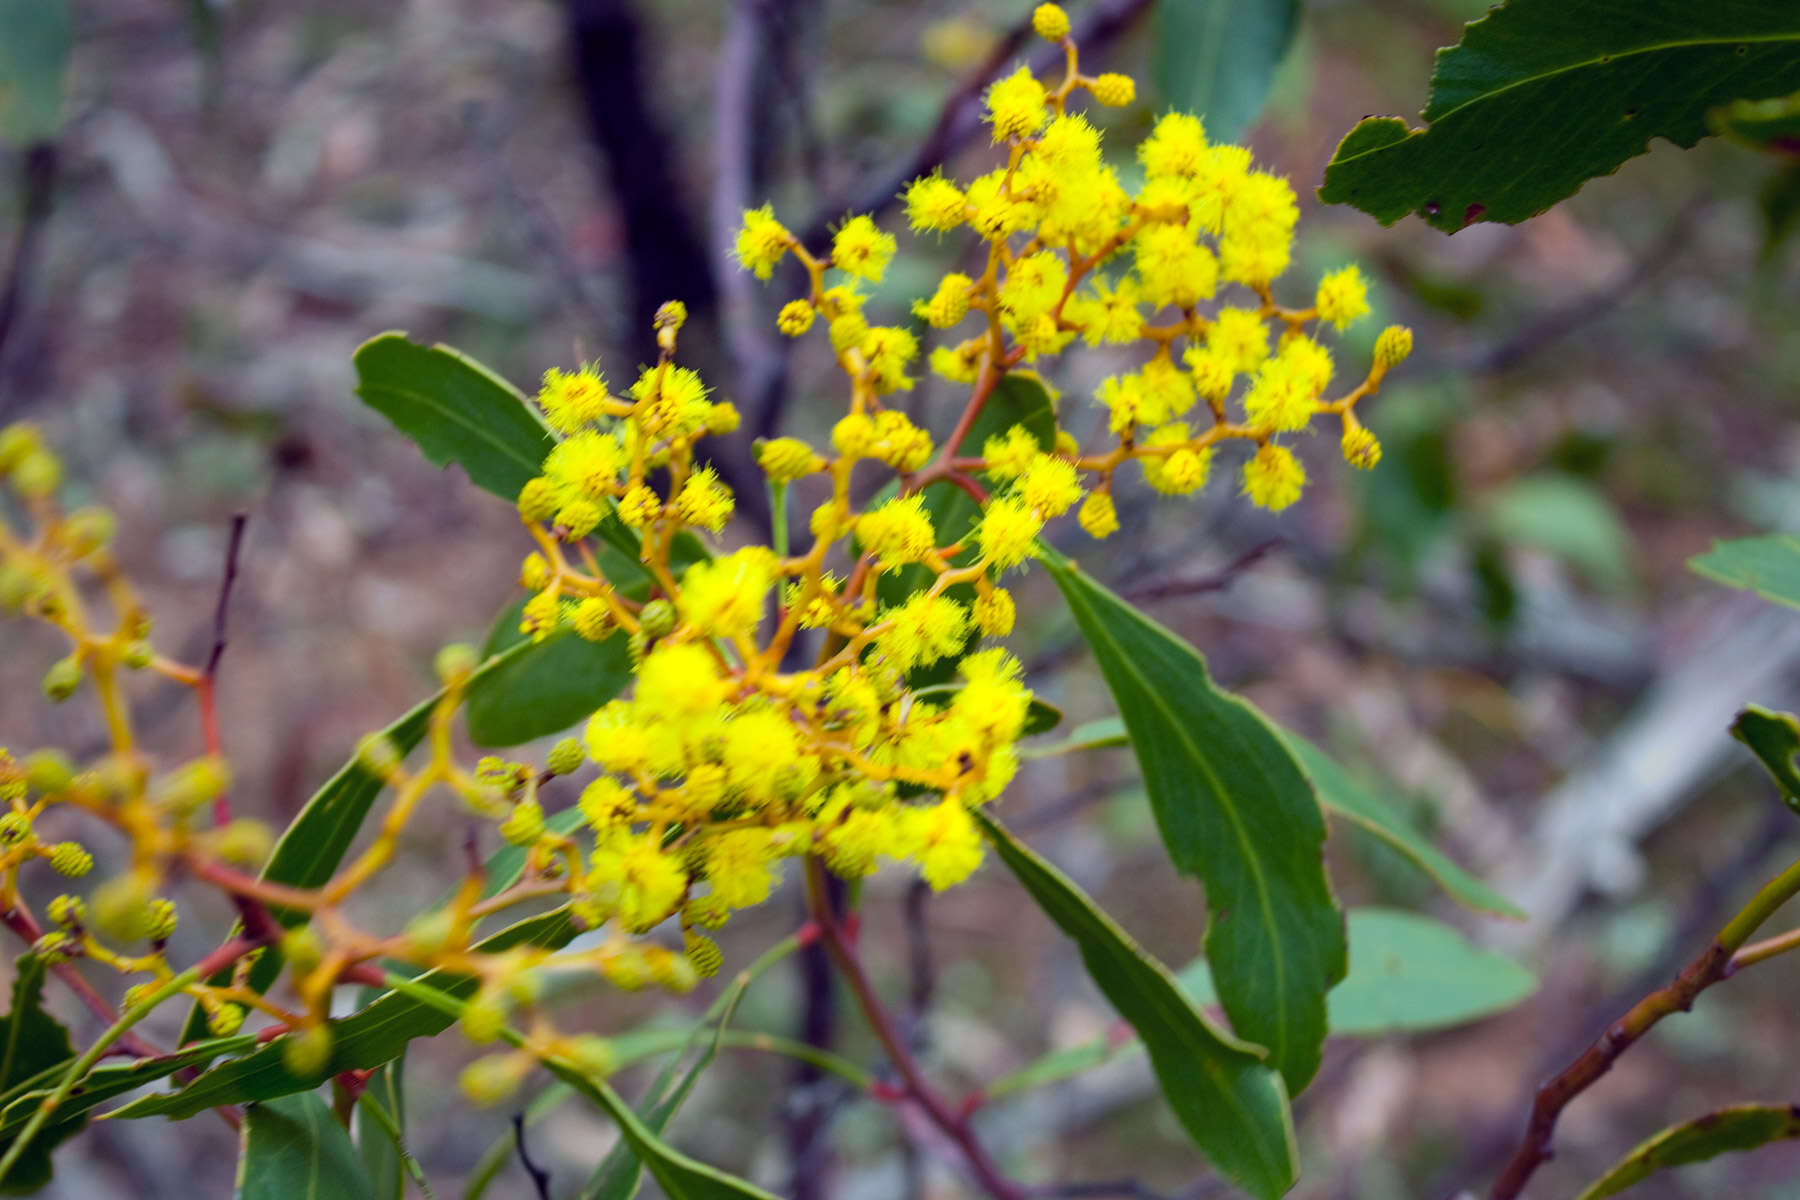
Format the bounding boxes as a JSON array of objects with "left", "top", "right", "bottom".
[
  {"left": 466, "top": 598, "right": 635, "bottom": 747},
  {"left": 1319, "top": 0, "right": 1800, "bottom": 232},
  {"left": 119, "top": 909, "right": 578, "bottom": 1120},
  {"left": 1482, "top": 473, "right": 1633, "bottom": 590},
  {"left": 1021, "top": 716, "right": 1128, "bottom": 761},
  {"left": 1150, "top": 0, "right": 1300, "bottom": 143},
  {"left": 976, "top": 812, "right": 1296, "bottom": 1200},
  {"left": 1576, "top": 1104, "right": 1800, "bottom": 1199},
  {"left": 1733, "top": 705, "right": 1800, "bottom": 816},
  {"left": 0, "top": 1037, "right": 255, "bottom": 1146},
  {"left": 236, "top": 1092, "right": 375, "bottom": 1200},
  {"left": 1041, "top": 547, "right": 1345, "bottom": 1093},
  {"left": 353, "top": 332, "right": 556, "bottom": 504},
  {"left": 0, "top": 957, "right": 76, "bottom": 1192},
  {"left": 0, "top": 0, "right": 70, "bottom": 146},
  {"left": 990, "top": 908, "right": 1535, "bottom": 1098},
  {"left": 1179, "top": 909, "right": 1536, "bottom": 1035},
  {"left": 1689, "top": 533, "right": 1800, "bottom": 610},
  {"left": 354, "top": 1059, "right": 406, "bottom": 1200},
  {"left": 1283, "top": 732, "right": 1524, "bottom": 919}
]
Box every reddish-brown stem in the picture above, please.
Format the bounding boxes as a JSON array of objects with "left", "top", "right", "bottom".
[
  {"left": 0, "top": 907, "right": 161, "bottom": 1059},
  {"left": 1490, "top": 853, "right": 1800, "bottom": 1198},
  {"left": 804, "top": 858, "right": 1025, "bottom": 1200},
  {"left": 201, "top": 513, "right": 247, "bottom": 826}
]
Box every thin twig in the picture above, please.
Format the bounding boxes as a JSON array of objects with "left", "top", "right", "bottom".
[
  {"left": 1489, "top": 852, "right": 1800, "bottom": 1198},
  {"left": 0, "top": 143, "right": 57, "bottom": 377},
  {"left": 804, "top": 858, "right": 1026, "bottom": 1200},
  {"left": 512, "top": 1111, "right": 553, "bottom": 1200},
  {"left": 201, "top": 513, "right": 246, "bottom": 825},
  {"left": 1122, "top": 538, "right": 1283, "bottom": 604}
]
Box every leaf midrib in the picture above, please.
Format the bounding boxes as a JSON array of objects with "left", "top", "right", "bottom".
[
  {"left": 357, "top": 379, "right": 549, "bottom": 478},
  {"left": 1428, "top": 29, "right": 1800, "bottom": 124},
  {"left": 1060, "top": 581, "right": 1297, "bottom": 1067}
]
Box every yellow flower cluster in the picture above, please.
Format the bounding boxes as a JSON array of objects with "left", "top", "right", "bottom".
[{"left": 498, "top": 8, "right": 1415, "bottom": 995}]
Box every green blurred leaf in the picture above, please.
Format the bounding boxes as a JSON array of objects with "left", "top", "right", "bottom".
[
  {"left": 1021, "top": 716, "right": 1128, "bottom": 760},
  {"left": 976, "top": 812, "right": 1296, "bottom": 1199},
  {"left": 1041, "top": 546, "right": 1345, "bottom": 1094},
  {"left": 1482, "top": 473, "right": 1633, "bottom": 588},
  {"left": 353, "top": 332, "right": 556, "bottom": 504},
  {"left": 1689, "top": 533, "right": 1800, "bottom": 610},
  {"left": 117, "top": 909, "right": 579, "bottom": 1120},
  {"left": 0, "top": 0, "right": 70, "bottom": 146},
  {"left": 1174, "top": 909, "right": 1535, "bottom": 1034},
  {"left": 1575, "top": 1104, "right": 1800, "bottom": 1199},
  {"left": 1319, "top": 1, "right": 1800, "bottom": 232},
  {"left": 466, "top": 598, "right": 635, "bottom": 747},
  {"left": 1732, "top": 705, "right": 1800, "bottom": 816},
  {"left": 354, "top": 1058, "right": 407, "bottom": 1200},
  {"left": 1712, "top": 87, "right": 1800, "bottom": 151},
  {"left": 0, "top": 957, "right": 76, "bottom": 1192},
  {"left": 1283, "top": 732, "right": 1524, "bottom": 919},
  {"left": 1150, "top": 0, "right": 1300, "bottom": 143},
  {"left": 1760, "top": 162, "right": 1800, "bottom": 259},
  {"left": 0, "top": 1037, "right": 256, "bottom": 1153},
  {"left": 237, "top": 1092, "right": 375, "bottom": 1200}
]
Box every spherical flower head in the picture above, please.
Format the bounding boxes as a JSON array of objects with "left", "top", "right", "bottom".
[
  {"left": 704, "top": 828, "right": 781, "bottom": 910},
  {"left": 1243, "top": 443, "right": 1306, "bottom": 511},
  {"left": 1090, "top": 72, "right": 1136, "bottom": 107},
  {"left": 573, "top": 597, "right": 614, "bottom": 642},
  {"left": 859, "top": 325, "right": 919, "bottom": 394},
  {"left": 1316, "top": 265, "right": 1371, "bottom": 331},
  {"left": 1132, "top": 225, "right": 1217, "bottom": 309},
  {"left": 1031, "top": 3, "right": 1069, "bottom": 41},
  {"left": 977, "top": 496, "right": 1044, "bottom": 570},
  {"left": 678, "top": 548, "right": 777, "bottom": 641},
  {"left": 986, "top": 66, "right": 1049, "bottom": 143},
  {"left": 905, "top": 800, "right": 984, "bottom": 891},
  {"left": 904, "top": 173, "right": 967, "bottom": 233},
  {"left": 974, "top": 587, "right": 1016, "bottom": 636},
  {"left": 517, "top": 476, "right": 559, "bottom": 523},
  {"left": 1242, "top": 357, "right": 1316, "bottom": 434},
  {"left": 982, "top": 425, "right": 1042, "bottom": 482},
  {"left": 828, "top": 310, "right": 870, "bottom": 354},
  {"left": 999, "top": 251, "right": 1068, "bottom": 326},
  {"left": 1140, "top": 112, "right": 1208, "bottom": 179},
  {"left": 1018, "top": 454, "right": 1082, "bottom": 517},
  {"left": 579, "top": 776, "right": 638, "bottom": 830},
  {"left": 636, "top": 641, "right": 732, "bottom": 719},
  {"left": 674, "top": 467, "right": 735, "bottom": 533},
  {"left": 930, "top": 341, "right": 984, "bottom": 384},
  {"left": 877, "top": 593, "right": 971, "bottom": 674},
  {"left": 735, "top": 204, "right": 791, "bottom": 280},
  {"left": 1034, "top": 113, "right": 1103, "bottom": 172},
  {"left": 1135, "top": 355, "right": 1198, "bottom": 425},
  {"left": 1373, "top": 324, "right": 1414, "bottom": 368},
  {"left": 537, "top": 365, "right": 611, "bottom": 435},
  {"left": 1141, "top": 424, "right": 1212, "bottom": 495},
  {"left": 1073, "top": 277, "right": 1143, "bottom": 346},
  {"left": 871, "top": 410, "right": 934, "bottom": 472},
  {"left": 756, "top": 436, "right": 825, "bottom": 482},
  {"left": 500, "top": 798, "right": 546, "bottom": 847},
  {"left": 1207, "top": 307, "right": 1272, "bottom": 374},
  {"left": 554, "top": 498, "right": 602, "bottom": 540},
  {"left": 1078, "top": 490, "right": 1119, "bottom": 539},
  {"left": 615, "top": 836, "right": 688, "bottom": 931},
  {"left": 831, "top": 214, "right": 896, "bottom": 284},
  {"left": 857, "top": 495, "right": 938, "bottom": 568},
  {"left": 776, "top": 300, "right": 816, "bottom": 336},
  {"left": 914, "top": 272, "right": 974, "bottom": 329},
  {"left": 1184, "top": 346, "right": 1235, "bottom": 403},
  {"left": 1341, "top": 424, "right": 1382, "bottom": 470},
  {"left": 617, "top": 483, "right": 661, "bottom": 528},
  {"left": 520, "top": 591, "right": 563, "bottom": 641}
]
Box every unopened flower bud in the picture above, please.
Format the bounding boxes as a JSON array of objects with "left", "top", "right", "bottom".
[{"left": 1373, "top": 324, "right": 1413, "bottom": 368}]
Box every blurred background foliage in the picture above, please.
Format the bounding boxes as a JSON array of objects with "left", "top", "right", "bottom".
[{"left": 0, "top": 0, "right": 1796, "bottom": 1196}]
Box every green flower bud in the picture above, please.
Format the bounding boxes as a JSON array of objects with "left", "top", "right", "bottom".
[
  {"left": 280, "top": 1023, "right": 334, "bottom": 1080},
  {"left": 281, "top": 925, "right": 325, "bottom": 979},
  {"left": 32, "top": 931, "right": 72, "bottom": 965},
  {"left": 355, "top": 734, "right": 402, "bottom": 777},
  {"left": 638, "top": 599, "right": 676, "bottom": 639},
  {"left": 0, "top": 424, "right": 42, "bottom": 474},
  {"left": 207, "top": 1002, "right": 247, "bottom": 1037},
  {"left": 42, "top": 655, "right": 82, "bottom": 703},
  {"left": 145, "top": 897, "right": 178, "bottom": 942},
  {"left": 90, "top": 875, "right": 153, "bottom": 941},
  {"left": 559, "top": 1034, "right": 616, "bottom": 1080},
  {"left": 545, "top": 738, "right": 584, "bottom": 777},
  {"left": 0, "top": 812, "right": 33, "bottom": 845},
  {"left": 434, "top": 642, "right": 479, "bottom": 686},
  {"left": 499, "top": 798, "right": 545, "bottom": 847},
  {"left": 151, "top": 757, "right": 231, "bottom": 817},
  {"left": 120, "top": 640, "right": 155, "bottom": 670},
  {"left": 48, "top": 842, "right": 93, "bottom": 878},
  {"left": 516, "top": 476, "right": 560, "bottom": 523},
  {"left": 459, "top": 988, "right": 508, "bottom": 1044},
  {"left": 214, "top": 819, "right": 274, "bottom": 868},
  {"left": 11, "top": 451, "right": 61, "bottom": 499},
  {"left": 22, "top": 750, "right": 73, "bottom": 796},
  {"left": 459, "top": 1052, "right": 529, "bottom": 1107},
  {"left": 58, "top": 507, "right": 116, "bottom": 558},
  {"left": 47, "top": 894, "right": 85, "bottom": 926}
]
